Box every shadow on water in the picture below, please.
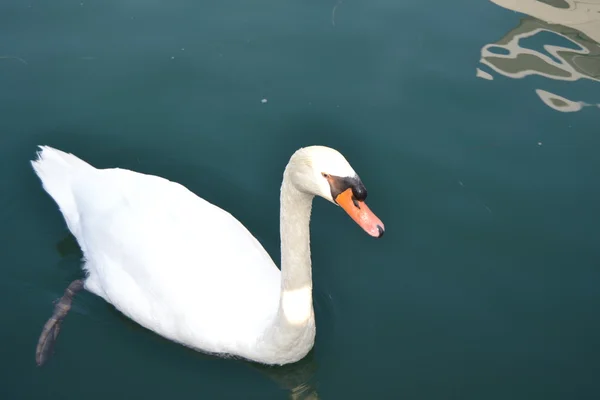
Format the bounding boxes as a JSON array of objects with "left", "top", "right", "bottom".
[
  {"left": 477, "top": 0, "right": 600, "bottom": 111},
  {"left": 31, "top": 126, "right": 352, "bottom": 399}
]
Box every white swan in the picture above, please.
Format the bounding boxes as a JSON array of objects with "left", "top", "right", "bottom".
[{"left": 32, "top": 145, "right": 384, "bottom": 366}]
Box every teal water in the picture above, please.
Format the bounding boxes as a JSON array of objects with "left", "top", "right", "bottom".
[{"left": 1, "top": 0, "right": 599, "bottom": 398}]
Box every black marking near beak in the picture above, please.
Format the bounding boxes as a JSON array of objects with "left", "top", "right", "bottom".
[{"left": 326, "top": 174, "right": 367, "bottom": 204}]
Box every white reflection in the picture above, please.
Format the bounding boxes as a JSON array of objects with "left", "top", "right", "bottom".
[
  {"left": 535, "top": 89, "right": 600, "bottom": 112},
  {"left": 478, "top": 0, "right": 600, "bottom": 111},
  {"left": 536, "top": 89, "right": 583, "bottom": 111},
  {"left": 476, "top": 68, "right": 494, "bottom": 80}
]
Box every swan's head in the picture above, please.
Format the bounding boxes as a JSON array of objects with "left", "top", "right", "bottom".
[{"left": 287, "top": 146, "right": 385, "bottom": 238}]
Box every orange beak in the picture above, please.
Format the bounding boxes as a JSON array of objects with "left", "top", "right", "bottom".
[{"left": 335, "top": 188, "right": 385, "bottom": 238}]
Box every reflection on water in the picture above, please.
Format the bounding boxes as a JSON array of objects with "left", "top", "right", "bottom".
[
  {"left": 251, "top": 351, "right": 319, "bottom": 400},
  {"left": 478, "top": 0, "right": 600, "bottom": 111},
  {"left": 535, "top": 88, "right": 600, "bottom": 111}
]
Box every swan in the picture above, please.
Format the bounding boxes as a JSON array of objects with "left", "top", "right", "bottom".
[{"left": 32, "top": 145, "right": 384, "bottom": 366}]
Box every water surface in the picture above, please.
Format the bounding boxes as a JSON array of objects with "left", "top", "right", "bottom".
[{"left": 0, "top": 1, "right": 598, "bottom": 399}]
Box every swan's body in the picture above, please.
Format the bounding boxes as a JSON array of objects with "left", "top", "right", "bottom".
[{"left": 32, "top": 145, "right": 384, "bottom": 366}]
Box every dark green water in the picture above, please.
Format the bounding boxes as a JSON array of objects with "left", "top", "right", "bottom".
[{"left": 1, "top": 0, "right": 599, "bottom": 398}]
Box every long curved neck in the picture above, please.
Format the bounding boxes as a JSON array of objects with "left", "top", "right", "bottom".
[
  {"left": 280, "top": 174, "right": 313, "bottom": 293},
  {"left": 278, "top": 170, "right": 314, "bottom": 323},
  {"left": 257, "top": 167, "right": 316, "bottom": 364}
]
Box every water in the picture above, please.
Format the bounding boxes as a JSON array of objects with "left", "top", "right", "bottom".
[{"left": 1, "top": 0, "right": 599, "bottom": 398}]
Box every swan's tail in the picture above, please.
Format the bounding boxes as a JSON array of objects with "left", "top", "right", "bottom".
[{"left": 31, "top": 146, "right": 94, "bottom": 237}]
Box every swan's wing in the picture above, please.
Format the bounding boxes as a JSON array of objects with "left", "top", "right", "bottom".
[{"left": 71, "top": 167, "right": 281, "bottom": 340}]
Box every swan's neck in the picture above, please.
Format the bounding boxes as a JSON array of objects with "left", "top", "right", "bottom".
[
  {"left": 278, "top": 173, "right": 314, "bottom": 324},
  {"left": 258, "top": 170, "right": 316, "bottom": 364}
]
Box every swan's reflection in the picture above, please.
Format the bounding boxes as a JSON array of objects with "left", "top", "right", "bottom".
[
  {"left": 250, "top": 350, "right": 319, "bottom": 399},
  {"left": 478, "top": 0, "right": 600, "bottom": 111}
]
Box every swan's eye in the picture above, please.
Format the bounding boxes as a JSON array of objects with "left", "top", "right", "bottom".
[{"left": 321, "top": 172, "right": 329, "bottom": 178}]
